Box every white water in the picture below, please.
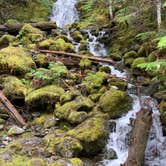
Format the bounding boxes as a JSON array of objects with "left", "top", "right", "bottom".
[
  {"left": 51, "top": 1, "right": 166, "bottom": 165},
  {"left": 50, "top": 0, "right": 79, "bottom": 28}
]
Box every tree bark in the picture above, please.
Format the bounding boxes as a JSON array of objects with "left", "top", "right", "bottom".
[
  {"left": 122, "top": 108, "right": 152, "bottom": 166},
  {"left": 0, "top": 22, "right": 57, "bottom": 33},
  {"left": 109, "top": 0, "right": 114, "bottom": 19},
  {"left": 36, "top": 49, "right": 115, "bottom": 65},
  {"left": 0, "top": 90, "right": 26, "bottom": 126}
]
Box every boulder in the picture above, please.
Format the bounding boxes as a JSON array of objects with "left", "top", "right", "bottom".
[
  {"left": 0, "top": 46, "right": 36, "bottom": 75},
  {"left": 67, "top": 116, "right": 108, "bottom": 155},
  {"left": 0, "top": 34, "right": 16, "bottom": 48},
  {"left": 99, "top": 89, "right": 131, "bottom": 118},
  {"left": 25, "top": 85, "right": 64, "bottom": 111}
]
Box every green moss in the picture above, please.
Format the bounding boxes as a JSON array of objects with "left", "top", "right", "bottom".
[
  {"left": 18, "top": 24, "right": 44, "bottom": 44},
  {"left": 25, "top": 85, "right": 64, "bottom": 111},
  {"left": 124, "top": 58, "right": 134, "bottom": 66},
  {"left": 67, "top": 117, "right": 107, "bottom": 155},
  {"left": 34, "top": 54, "right": 48, "bottom": 67},
  {"left": 131, "top": 57, "right": 147, "bottom": 69},
  {"left": 0, "top": 34, "right": 16, "bottom": 47},
  {"left": 79, "top": 58, "right": 92, "bottom": 69},
  {"left": 1, "top": 76, "right": 31, "bottom": 100},
  {"left": 109, "top": 52, "right": 121, "bottom": 61},
  {"left": 71, "top": 30, "right": 84, "bottom": 42},
  {"left": 39, "top": 38, "right": 56, "bottom": 49},
  {"left": 123, "top": 51, "right": 138, "bottom": 59},
  {"left": 27, "top": 158, "right": 46, "bottom": 166},
  {"left": 137, "top": 43, "right": 152, "bottom": 57},
  {"left": 55, "top": 96, "right": 94, "bottom": 124},
  {"left": 0, "top": 46, "right": 36, "bottom": 75},
  {"left": 99, "top": 89, "right": 131, "bottom": 118},
  {"left": 69, "top": 158, "right": 83, "bottom": 166},
  {"left": 148, "top": 51, "right": 158, "bottom": 62}
]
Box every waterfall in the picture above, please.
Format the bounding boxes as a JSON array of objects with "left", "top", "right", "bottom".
[
  {"left": 50, "top": 0, "right": 79, "bottom": 28},
  {"left": 51, "top": 1, "right": 166, "bottom": 165}
]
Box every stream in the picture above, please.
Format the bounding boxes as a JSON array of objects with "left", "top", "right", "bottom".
[{"left": 51, "top": 0, "right": 166, "bottom": 165}]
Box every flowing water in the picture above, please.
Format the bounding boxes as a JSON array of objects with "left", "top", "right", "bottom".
[
  {"left": 51, "top": 1, "right": 166, "bottom": 165},
  {"left": 50, "top": 0, "right": 79, "bottom": 28}
]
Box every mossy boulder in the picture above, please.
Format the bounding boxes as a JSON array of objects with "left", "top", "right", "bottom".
[
  {"left": 28, "top": 158, "right": 46, "bottom": 166},
  {"left": 82, "top": 71, "right": 108, "bottom": 92},
  {"left": 0, "top": 47, "right": 36, "bottom": 75},
  {"left": 1, "top": 76, "right": 31, "bottom": 100},
  {"left": 67, "top": 116, "right": 108, "bottom": 155},
  {"left": 25, "top": 85, "right": 64, "bottom": 111},
  {"left": 131, "top": 57, "right": 147, "bottom": 69},
  {"left": 18, "top": 24, "right": 44, "bottom": 44},
  {"left": 148, "top": 51, "right": 158, "bottom": 62},
  {"left": 71, "top": 30, "right": 84, "bottom": 42},
  {"left": 34, "top": 54, "right": 48, "bottom": 67},
  {"left": 0, "top": 34, "right": 16, "bottom": 47},
  {"left": 108, "top": 77, "right": 128, "bottom": 91},
  {"left": 109, "top": 52, "right": 121, "bottom": 61},
  {"left": 79, "top": 58, "right": 92, "bottom": 69},
  {"left": 55, "top": 96, "right": 94, "bottom": 124},
  {"left": 39, "top": 38, "right": 56, "bottom": 49},
  {"left": 137, "top": 42, "right": 152, "bottom": 57},
  {"left": 99, "top": 89, "right": 131, "bottom": 118},
  {"left": 123, "top": 51, "right": 138, "bottom": 59},
  {"left": 43, "top": 134, "right": 83, "bottom": 158}
]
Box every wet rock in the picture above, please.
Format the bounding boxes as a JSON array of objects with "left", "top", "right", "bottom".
[
  {"left": 99, "top": 89, "right": 131, "bottom": 118},
  {"left": 0, "top": 46, "right": 36, "bottom": 75},
  {"left": 8, "top": 125, "right": 25, "bottom": 136},
  {"left": 67, "top": 117, "right": 108, "bottom": 155},
  {"left": 103, "top": 148, "right": 117, "bottom": 160},
  {"left": 25, "top": 85, "right": 64, "bottom": 111}
]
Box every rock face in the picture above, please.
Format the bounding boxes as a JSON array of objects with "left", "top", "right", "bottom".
[
  {"left": 25, "top": 85, "right": 64, "bottom": 111},
  {"left": 0, "top": 46, "right": 36, "bottom": 75},
  {"left": 99, "top": 89, "right": 131, "bottom": 118}
]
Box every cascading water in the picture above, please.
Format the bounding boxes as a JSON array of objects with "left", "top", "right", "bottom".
[
  {"left": 51, "top": 1, "right": 166, "bottom": 165},
  {"left": 50, "top": 0, "right": 79, "bottom": 28}
]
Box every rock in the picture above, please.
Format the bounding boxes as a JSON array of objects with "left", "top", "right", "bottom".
[
  {"left": 67, "top": 117, "right": 108, "bottom": 155},
  {"left": 55, "top": 96, "right": 94, "bottom": 124},
  {"left": 99, "top": 66, "right": 111, "bottom": 73},
  {"left": 131, "top": 57, "right": 147, "bottom": 69},
  {"left": 43, "top": 134, "right": 83, "bottom": 158},
  {"left": 25, "top": 85, "right": 64, "bottom": 111},
  {"left": 99, "top": 89, "right": 131, "bottom": 118},
  {"left": 123, "top": 51, "right": 138, "bottom": 59},
  {"left": 109, "top": 52, "right": 121, "bottom": 61},
  {"left": 18, "top": 24, "right": 44, "bottom": 44},
  {"left": 0, "top": 46, "right": 36, "bottom": 75},
  {"left": 71, "top": 30, "right": 84, "bottom": 42},
  {"left": 44, "top": 117, "right": 56, "bottom": 128},
  {"left": 159, "top": 100, "right": 166, "bottom": 135},
  {"left": 28, "top": 158, "right": 46, "bottom": 166},
  {"left": 0, "top": 34, "right": 16, "bottom": 48},
  {"left": 103, "top": 148, "right": 117, "bottom": 160},
  {"left": 8, "top": 125, "right": 25, "bottom": 136},
  {"left": 108, "top": 77, "right": 128, "bottom": 91},
  {"left": 1, "top": 76, "right": 31, "bottom": 100}
]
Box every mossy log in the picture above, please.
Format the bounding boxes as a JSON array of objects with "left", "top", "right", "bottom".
[
  {"left": 122, "top": 108, "right": 152, "bottom": 166},
  {"left": 0, "top": 22, "right": 56, "bottom": 33}
]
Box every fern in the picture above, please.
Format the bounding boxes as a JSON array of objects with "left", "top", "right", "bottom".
[{"left": 157, "top": 36, "right": 166, "bottom": 49}]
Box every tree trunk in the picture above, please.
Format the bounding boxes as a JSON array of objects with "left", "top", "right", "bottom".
[
  {"left": 122, "top": 108, "right": 152, "bottom": 166},
  {"left": 156, "top": 0, "right": 162, "bottom": 30},
  {"left": 109, "top": 0, "right": 114, "bottom": 19}
]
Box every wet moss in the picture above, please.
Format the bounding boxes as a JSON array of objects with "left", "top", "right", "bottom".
[{"left": 0, "top": 34, "right": 16, "bottom": 48}]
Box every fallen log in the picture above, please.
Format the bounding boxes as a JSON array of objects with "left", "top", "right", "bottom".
[
  {"left": 36, "top": 49, "right": 115, "bottom": 65},
  {"left": 122, "top": 107, "right": 152, "bottom": 166},
  {"left": 0, "top": 22, "right": 57, "bottom": 33},
  {"left": 0, "top": 90, "right": 26, "bottom": 126}
]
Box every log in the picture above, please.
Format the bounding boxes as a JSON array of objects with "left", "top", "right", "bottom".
[
  {"left": 36, "top": 49, "right": 115, "bottom": 65},
  {"left": 0, "top": 90, "right": 26, "bottom": 126},
  {"left": 0, "top": 22, "right": 57, "bottom": 33},
  {"left": 122, "top": 108, "right": 152, "bottom": 166}
]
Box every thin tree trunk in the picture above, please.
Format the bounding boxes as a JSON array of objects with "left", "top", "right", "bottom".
[
  {"left": 156, "top": 0, "right": 162, "bottom": 30},
  {"left": 109, "top": 0, "right": 114, "bottom": 19}
]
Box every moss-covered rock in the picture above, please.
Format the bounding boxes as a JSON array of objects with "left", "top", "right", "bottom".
[
  {"left": 1, "top": 76, "right": 31, "bottom": 100},
  {"left": 79, "top": 58, "right": 92, "bottom": 69},
  {"left": 0, "top": 34, "right": 16, "bottom": 47},
  {"left": 137, "top": 42, "right": 152, "bottom": 57},
  {"left": 99, "top": 89, "right": 131, "bottom": 118},
  {"left": 108, "top": 77, "right": 128, "bottom": 91},
  {"left": 39, "top": 38, "right": 56, "bottom": 49},
  {"left": 82, "top": 71, "right": 108, "bottom": 92},
  {"left": 147, "top": 51, "right": 158, "bottom": 62},
  {"left": 69, "top": 158, "right": 83, "bottom": 166},
  {"left": 67, "top": 116, "right": 108, "bottom": 155},
  {"left": 25, "top": 85, "right": 64, "bottom": 111},
  {"left": 18, "top": 24, "right": 44, "bottom": 44},
  {"left": 0, "top": 46, "right": 36, "bottom": 75},
  {"left": 55, "top": 96, "right": 94, "bottom": 124},
  {"left": 123, "top": 51, "right": 138, "bottom": 59},
  {"left": 131, "top": 57, "right": 147, "bottom": 69},
  {"left": 109, "top": 52, "right": 121, "bottom": 61},
  {"left": 71, "top": 30, "right": 84, "bottom": 42},
  {"left": 34, "top": 54, "right": 48, "bottom": 67},
  {"left": 28, "top": 158, "right": 46, "bottom": 166}
]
